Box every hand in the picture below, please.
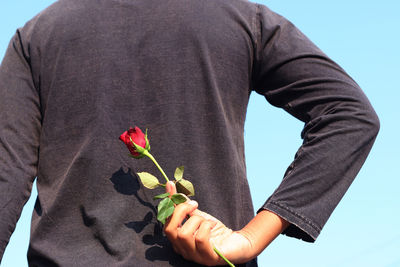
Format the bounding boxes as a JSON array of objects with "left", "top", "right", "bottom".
[{"left": 164, "top": 181, "right": 253, "bottom": 265}]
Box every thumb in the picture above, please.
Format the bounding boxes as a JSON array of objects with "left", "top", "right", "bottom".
[{"left": 166, "top": 181, "right": 177, "bottom": 195}]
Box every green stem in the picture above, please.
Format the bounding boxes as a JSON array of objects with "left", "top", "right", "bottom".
[
  {"left": 143, "top": 148, "right": 231, "bottom": 265},
  {"left": 144, "top": 150, "right": 170, "bottom": 182},
  {"left": 213, "top": 246, "right": 235, "bottom": 267}
]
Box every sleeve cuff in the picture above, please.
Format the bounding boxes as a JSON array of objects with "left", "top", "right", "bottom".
[{"left": 258, "top": 201, "right": 321, "bottom": 242}]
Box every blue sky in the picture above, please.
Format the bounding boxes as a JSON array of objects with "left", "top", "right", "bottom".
[{"left": 1, "top": 1, "right": 399, "bottom": 266}]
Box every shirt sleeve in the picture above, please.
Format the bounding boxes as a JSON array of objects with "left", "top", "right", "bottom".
[
  {"left": 0, "top": 30, "right": 41, "bottom": 260},
  {"left": 252, "top": 5, "right": 379, "bottom": 242}
]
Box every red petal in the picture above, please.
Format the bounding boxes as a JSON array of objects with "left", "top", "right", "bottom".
[{"left": 130, "top": 126, "right": 146, "bottom": 149}]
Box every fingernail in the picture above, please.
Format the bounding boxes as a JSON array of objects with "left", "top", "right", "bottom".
[
  {"left": 188, "top": 200, "right": 198, "bottom": 207},
  {"left": 165, "top": 181, "right": 174, "bottom": 192}
]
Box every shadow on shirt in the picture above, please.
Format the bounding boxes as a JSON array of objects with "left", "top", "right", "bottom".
[{"left": 110, "top": 168, "right": 201, "bottom": 266}]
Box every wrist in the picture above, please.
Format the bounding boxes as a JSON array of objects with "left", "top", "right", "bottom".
[
  {"left": 233, "top": 229, "right": 258, "bottom": 261},
  {"left": 237, "top": 209, "right": 289, "bottom": 259}
]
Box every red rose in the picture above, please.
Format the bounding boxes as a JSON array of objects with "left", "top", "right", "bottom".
[{"left": 119, "top": 126, "right": 149, "bottom": 158}]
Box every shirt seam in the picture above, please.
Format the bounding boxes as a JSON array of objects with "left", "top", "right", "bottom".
[
  {"left": 250, "top": 3, "right": 262, "bottom": 92},
  {"left": 268, "top": 200, "right": 322, "bottom": 233}
]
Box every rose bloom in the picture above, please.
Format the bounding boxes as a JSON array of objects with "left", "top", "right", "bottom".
[{"left": 119, "top": 126, "right": 148, "bottom": 158}]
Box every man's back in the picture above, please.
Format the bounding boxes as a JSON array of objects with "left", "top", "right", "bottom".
[
  {"left": 0, "top": 0, "right": 379, "bottom": 266},
  {"left": 1, "top": 0, "right": 259, "bottom": 265}
]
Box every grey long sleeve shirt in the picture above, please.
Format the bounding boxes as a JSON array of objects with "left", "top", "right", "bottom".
[{"left": 0, "top": 0, "right": 379, "bottom": 266}]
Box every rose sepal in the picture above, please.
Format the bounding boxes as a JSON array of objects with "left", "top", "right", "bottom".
[
  {"left": 128, "top": 153, "right": 145, "bottom": 159},
  {"left": 144, "top": 129, "right": 150, "bottom": 151},
  {"left": 129, "top": 137, "right": 147, "bottom": 158}
]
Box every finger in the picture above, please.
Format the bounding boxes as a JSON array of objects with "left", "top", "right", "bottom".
[
  {"left": 177, "top": 216, "right": 204, "bottom": 254},
  {"left": 195, "top": 220, "right": 219, "bottom": 260},
  {"left": 166, "top": 181, "right": 177, "bottom": 195},
  {"left": 164, "top": 201, "right": 198, "bottom": 240},
  {"left": 191, "top": 209, "right": 218, "bottom": 222}
]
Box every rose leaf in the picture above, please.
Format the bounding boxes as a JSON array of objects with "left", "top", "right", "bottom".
[
  {"left": 137, "top": 172, "right": 160, "bottom": 189},
  {"left": 174, "top": 166, "right": 184, "bottom": 181},
  {"left": 153, "top": 192, "right": 170, "bottom": 200},
  {"left": 157, "top": 197, "right": 175, "bottom": 224},
  {"left": 171, "top": 193, "right": 188, "bottom": 205},
  {"left": 176, "top": 179, "right": 195, "bottom": 197}
]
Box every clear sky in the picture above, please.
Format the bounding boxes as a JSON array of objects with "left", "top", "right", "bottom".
[{"left": 1, "top": 1, "right": 399, "bottom": 266}]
